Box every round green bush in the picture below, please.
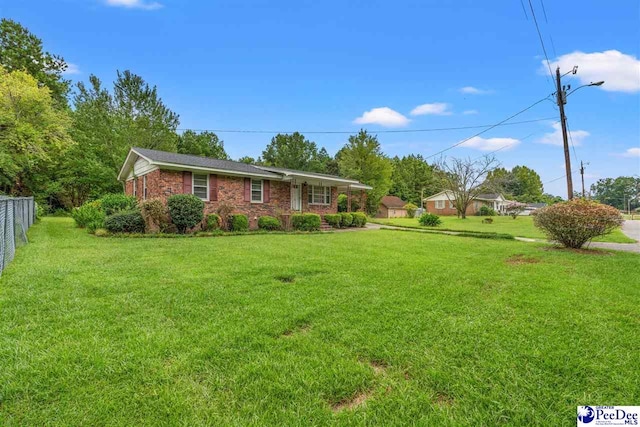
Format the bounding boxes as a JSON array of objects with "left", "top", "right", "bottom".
[
  {"left": 404, "top": 203, "right": 418, "bottom": 218},
  {"left": 478, "top": 206, "right": 496, "bottom": 217},
  {"left": 340, "top": 213, "right": 353, "bottom": 227},
  {"left": 206, "top": 213, "right": 221, "bottom": 231},
  {"left": 352, "top": 212, "right": 367, "bottom": 227},
  {"left": 419, "top": 212, "right": 442, "bottom": 227},
  {"left": 104, "top": 210, "right": 145, "bottom": 233},
  {"left": 323, "top": 214, "right": 342, "bottom": 228},
  {"left": 291, "top": 213, "right": 321, "bottom": 231},
  {"left": 167, "top": 194, "right": 205, "bottom": 233},
  {"left": 229, "top": 214, "right": 249, "bottom": 231},
  {"left": 533, "top": 199, "right": 623, "bottom": 248},
  {"left": 101, "top": 193, "right": 137, "bottom": 216},
  {"left": 258, "top": 216, "right": 281, "bottom": 231}
]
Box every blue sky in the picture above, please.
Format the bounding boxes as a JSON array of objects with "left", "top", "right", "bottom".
[{"left": 3, "top": 0, "right": 639, "bottom": 196}]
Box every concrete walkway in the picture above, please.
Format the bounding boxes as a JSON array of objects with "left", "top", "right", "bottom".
[{"left": 366, "top": 221, "right": 640, "bottom": 254}]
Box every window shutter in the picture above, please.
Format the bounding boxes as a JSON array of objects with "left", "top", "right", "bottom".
[
  {"left": 244, "top": 178, "right": 251, "bottom": 202},
  {"left": 183, "top": 171, "right": 192, "bottom": 194},
  {"left": 209, "top": 174, "right": 218, "bottom": 201},
  {"left": 263, "top": 180, "right": 270, "bottom": 203}
]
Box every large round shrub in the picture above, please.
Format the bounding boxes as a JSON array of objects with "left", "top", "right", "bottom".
[
  {"left": 229, "top": 214, "right": 249, "bottom": 231},
  {"left": 323, "top": 214, "right": 342, "bottom": 228},
  {"left": 101, "top": 193, "right": 137, "bottom": 216},
  {"left": 104, "top": 210, "right": 145, "bottom": 233},
  {"left": 419, "top": 212, "right": 442, "bottom": 227},
  {"left": 404, "top": 203, "right": 418, "bottom": 218},
  {"left": 167, "top": 194, "right": 204, "bottom": 233},
  {"left": 533, "top": 199, "right": 623, "bottom": 248},
  {"left": 352, "top": 212, "right": 367, "bottom": 227},
  {"left": 477, "top": 206, "right": 496, "bottom": 217},
  {"left": 340, "top": 213, "right": 353, "bottom": 227},
  {"left": 258, "top": 216, "right": 281, "bottom": 231},
  {"left": 140, "top": 198, "right": 170, "bottom": 233}
]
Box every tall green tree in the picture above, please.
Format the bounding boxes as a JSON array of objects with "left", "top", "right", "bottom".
[
  {"left": 0, "top": 67, "right": 72, "bottom": 196},
  {"left": 0, "top": 19, "right": 70, "bottom": 107},
  {"left": 178, "top": 130, "right": 228, "bottom": 159},
  {"left": 591, "top": 176, "right": 640, "bottom": 210},
  {"left": 486, "top": 165, "right": 543, "bottom": 202},
  {"left": 262, "top": 132, "right": 321, "bottom": 171},
  {"left": 389, "top": 154, "right": 438, "bottom": 205},
  {"left": 337, "top": 130, "right": 392, "bottom": 214}
]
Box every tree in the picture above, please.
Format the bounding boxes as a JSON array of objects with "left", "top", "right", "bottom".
[
  {"left": 337, "top": 130, "right": 392, "bottom": 214},
  {"left": 0, "top": 68, "right": 72, "bottom": 196},
  {"left": 262, "top": 132, "right": 320, "bottom": 171},
  {"left": 591, "top": 176, "right": 640, "bottom": 211},
  {"left": 389, "top": 155, "right": 438, "bottom": 205},
  {"left": 178, "top": 130, "right": 228, "bottom": 159},
  {"left": 309, "top": 147, "right": 339, "bottom": 175},
  {"left": 0, "top": 19, "right": 70, "bottom": 107},
  {"left": 486, "top": 165, "right": 543, "bottom": 202},
  {"left": 436, "top": 156, "right": 500, "bottom": 219},
  {"left": 237, "top": 156, "right": 257, "bottom": 164}
]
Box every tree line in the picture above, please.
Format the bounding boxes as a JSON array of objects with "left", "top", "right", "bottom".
[{"left": 2, "top": 18, "right": 599, "bottom": 215}]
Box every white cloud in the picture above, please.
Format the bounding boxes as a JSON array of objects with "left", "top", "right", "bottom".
[
  {"left": 62, "top": 63, "right": 80, "bottom": 75},
  {"left": 410, "top": 102, "right": 452, "bottom": 116},
  {"left": 460, "top": 136, "right": 520, "bottom": 151},
  {"left": 353, "top": 107, "right": 410, "bottom": 127},
  {"left": 546, "top": 50, "right": 640, "bottom": 93},
  {"left": 105, "top": 0, "right": 163, "bottom": 10},
  {"left": 463, "top": 109, "right": 478, "bottom": 115},
  {"left": 537, "top": 122, "right": 589, "bottom": 146},
  {"left": 459, "top": 86, "right": 492, "bottom": 95},
  {"left": 622, "top": 147, "right": 640, "bottom": 158}
]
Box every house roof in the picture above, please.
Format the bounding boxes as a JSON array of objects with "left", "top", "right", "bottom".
[
  {"left": 423, "top": 190, "right": 505, "bottom": 202},
  {"left": 380, "top": 195, "right": 408, "bottom": 208},
  {"left": 118, "top": 147, "right": 372, "bottom": 189}
]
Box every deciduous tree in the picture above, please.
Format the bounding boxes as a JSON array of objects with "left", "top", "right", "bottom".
[{"left": 178, "top": 130, "right": 228, "bottom": 159}]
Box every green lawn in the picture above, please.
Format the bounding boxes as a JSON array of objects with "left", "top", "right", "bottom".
[
  {"left": 1, "top": 218, "right": 639, "bottom": 425},
  {"left": 372, "top": 215, "right": 636, "bottom": 243}
]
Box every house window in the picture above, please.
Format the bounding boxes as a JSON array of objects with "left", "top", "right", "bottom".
[
  {"left": 192, "top": 173, "right": 209, "bottom": 200},
  {"left": 143, "top": 175, "right": 147, "bottom": 200},
  {"left": 308, "top": 186, "right": 330, "bottom": 205},
  {"left": 251, "top": 179, "right": 263, "bottom": 202},
  {"left": 132, "top": 178, "right": 137, "bottom": 197},
  {"left": 435, "top": 200, "right": 445, "bottom": 209}
]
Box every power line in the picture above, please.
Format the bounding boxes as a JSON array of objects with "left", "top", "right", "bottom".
[
  {"left": 528, "top": 0, "right": 555, "bottom": 88},
  {"left": 565, "top": 117, "right": 580, "bottom": 165},
  {"left": 544, "top": 168, "right": 579, "bottom": 185},
  {"left": 472, "top": 126, "right": 556, "bottom": 161},
  {"left": 176, "top": 116, "right": 555, "bottom": 135},
  {"left": 424, "top": 94, "right": 553, "bottom": 160}
]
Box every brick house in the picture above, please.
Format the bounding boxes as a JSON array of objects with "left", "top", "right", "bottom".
[
  {"left": 118, "top": 147, "right": 371, "bottom": 228},
  {"left": 375, "top": 195, "right": 409, "bottom": 218},
  {"left": 423, "top": 190, "right": 510, "bottom": 216}
]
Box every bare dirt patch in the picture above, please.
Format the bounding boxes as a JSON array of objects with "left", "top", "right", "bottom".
[
  {"left": 331, "top": 389, "right": 374, "bottom": 412},
  {"left": 281, "top": 322, "right": 311, "bottom": 337},
  {"left": 506, "top": 254, "right": 541, "bottom": 265},
  {"left": 369, "top": 360, "right": 387, "bottom": 375},
  {"left": 542, "top": 246, "right": 612, "bottom": 256},
  {"left": 433, "top": 391, "right": 454, "bottom": 407},
  {"left": 275, "top": 274, "right": 295, "bottom": 283}
]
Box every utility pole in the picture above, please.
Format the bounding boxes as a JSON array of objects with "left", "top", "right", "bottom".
[
  {"left": 580, "top": 161, "right": 588, "bottom": 198},
  {"left": 555, "top": 66, "right": 573, "bottom": 200}
]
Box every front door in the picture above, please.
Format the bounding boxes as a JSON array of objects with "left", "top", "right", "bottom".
[{"left": 291, "top": 184, "right": 301, "bottom": 211}]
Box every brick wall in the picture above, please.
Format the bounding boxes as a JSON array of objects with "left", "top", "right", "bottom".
[{"left": 425, "top": 200, "right": 477, "bottom": 216}]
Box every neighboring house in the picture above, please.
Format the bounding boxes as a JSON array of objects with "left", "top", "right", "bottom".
[
  {"left": 376, "top": 195, "right": 409, "bottom": 218},
  {"left": 423, "top": 190, "right": 511, "bottom": 216},
  {"left": 520, "top": 202, "right": 547, "bottom": 216},
  {"left": 118, "top": 147, "right": 371, "bottom": 228}
]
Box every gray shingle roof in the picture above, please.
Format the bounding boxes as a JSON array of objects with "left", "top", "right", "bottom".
[
  {"left": 132, "top": 147, "right": 280, "bottom": 178},
  {"left": 475, "top": 193, "right": 502, "bottom": 200},
  {"left": 255, "top": 165, "right": 360, "bottom": 183}
]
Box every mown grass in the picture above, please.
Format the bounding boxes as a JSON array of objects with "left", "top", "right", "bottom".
[
  {"left": 372, "top": 215, "right": 636, "bottom": 243},
  {"left": 1, "top": 218, "right": 639, "bottom": 425}
]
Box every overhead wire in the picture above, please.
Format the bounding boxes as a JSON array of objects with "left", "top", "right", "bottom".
[{"left": 527, "top": 0, "right": 555, "bottom": 88}]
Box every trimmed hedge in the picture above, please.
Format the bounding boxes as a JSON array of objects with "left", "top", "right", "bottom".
[
  {"left": 104, "top": 210, "right": 145, "bottom": 233},
  {"left": 352, "top": 212, "right": 367, "bottom": 227},
  {"left": 291, "top": 213, "right": 321, "bottom": 231},
  {"left": 419, "top": 212, "right": 442, "bottom": 226},
  {"left": 229, "top": 214, "right": 249, "bottom": 232},
  {"left": 340, "top": 213, "right": 353, "bottom": 227},
  {"left": 258, "top": 216, "right": 281, "bottom": 231},
  {"left": 101, "top": 193, "right": 137, "bottom": 216},
  {"left": 167, "top": 194, "right": 204, "bottom": 233},
  {"left": 323, "top": 214, "right": 342, "bottom": 228},
  {"left": 206, "top": 214, "right": 221, "bottom": 231}
]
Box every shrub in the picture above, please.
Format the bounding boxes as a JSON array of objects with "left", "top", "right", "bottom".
[
  {"left": 324, "top": 214, "right": 342, "bottom": 228},
  {"left": 229, "top": 214, "right": 249, "bottom": 231},
  {"left": 533, "top": 199, "right": 623, "bottom": 248},
  {"left": 216, "top": 204, "right": 233, "bottom": 231},
  {"left": 340, "top": 213, "right": 354, "bottom": 227},
  {"left": 404, "top": 203, "right": 418, "bottom": 218},
  {"left": 419, "top": 212, "right": 442, "bottom": 227},
  {"left": 206, "top": 213, "right": 221, "bottom": 231},
  {"left": 167, "top": 194, "right": 204, "bottom": 233},
  {"left": 94, "top": 228, "right": 109, "bottom": 237},
  {"left": 337, "top": 193, "right": 360, "bottom": 213},
  {"left": 101, "top": 193, "right": 137, "bottom": 216},
  {"left": 36, "top": 203, "right": 46, "bottom": 220},
  {"left": 505, "top": 202, "right": 526, "bottom": 219},
  {"left": 291, "top": 213, "right": 321, "bottom": 231},
  {"left": 258, "top": 216, "right": 281, "bottom": 231},
  {"left": 72, "top": 200, "right": 104, "bottom": 228},
  {"left": 482, "top": 217, "right": 494, "bottom": 224},
  {"left": 140, "top": 199, "right": 170, "bottom": 233},
  {"left": 478, "top": 206, "right": 496, "bottom": 216},
  {"left": 104, "top": 210, "right": 145, "bottom": 233},
  {"left": 86, "top": 220, "right": 103, "bottom": 234},
  {"left": 352, "top": 212, "right": 367, "bottom": 227}
]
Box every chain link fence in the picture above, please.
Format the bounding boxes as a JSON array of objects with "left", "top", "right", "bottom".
[{"left": 0, "top": 196, "right": 35, "bottom": 276}]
